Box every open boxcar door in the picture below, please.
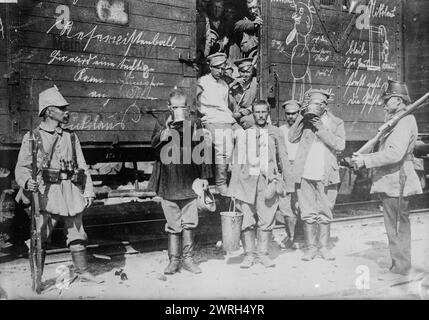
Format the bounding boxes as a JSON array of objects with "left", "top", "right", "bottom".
[
  {"left": 0, "top": 0, "right": 197, "bottom": 158},
  {"left": 264, "top": 0, "right": 403, "bottom": 142}
]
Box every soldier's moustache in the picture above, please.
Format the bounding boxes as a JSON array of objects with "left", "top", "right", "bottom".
[{"left": 49, "top": 109, "right": 69, "bottom": 124}]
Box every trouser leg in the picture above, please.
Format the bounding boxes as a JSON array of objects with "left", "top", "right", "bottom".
[
  {"left": 382, "top": 197, "right": 402, "bottom": 269},
  {"left": 205, "top": 123, "right": 233, "bottom": 196},
  {"left": 397, "top": 198, "right": 411, "bottom": 270},
  {"left": 382, "top": 197, "right": 411, "bottom": 273}
]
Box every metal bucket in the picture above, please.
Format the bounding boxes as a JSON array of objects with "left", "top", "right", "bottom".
[
  {"left": 220, "top": 199, "right": 243, "bottom": 252},
  {"left": 172, "top": 107, "right": 189, "bottom": 123}
]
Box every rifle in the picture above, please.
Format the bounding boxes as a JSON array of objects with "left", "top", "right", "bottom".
[
  {"left": 28, "top": 79, "right": 43, "bottom": 294},
  {"left": 355, "top": 92, "right": 429, "bottom": 156}
]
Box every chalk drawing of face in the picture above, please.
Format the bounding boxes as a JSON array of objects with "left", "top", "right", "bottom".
[
  {"left": 292, "top": 2, "right": 313, "bottom": 36},
  {"left": 286, "top": 1, "right": 315, "bottom": 46},
  {"left": 97, "top": 0, "right": 111, "bottom": 21}
]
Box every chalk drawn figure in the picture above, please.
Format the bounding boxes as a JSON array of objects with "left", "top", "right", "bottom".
[
  {"left": 368, "top": 25, "right": 388, "bottom": 71},
  {"left": 96, "top": 0, "right": 129, "bottom": 25},
  {"left": 285, "top": 0, "right": 316, "bottom": 101}
]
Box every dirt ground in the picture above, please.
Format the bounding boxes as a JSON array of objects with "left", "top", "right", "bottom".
[{"left": 1, "top": 212, "right": 428, "bottom": 300}]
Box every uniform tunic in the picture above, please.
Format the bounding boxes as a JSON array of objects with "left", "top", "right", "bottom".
[
  {"left": 15, "top": 123, "right": 94, "bottom": 216},
  {"left": 231, "top": 77, "right": 258, "bottom": 129},
  {"left": 288, "top": 112, "right": 345, "bottom": 224},
  {"left": 360, "top": 114, "right": 422, "bottom": 271},
  {"left": 228, "top": 124, "right": 294, "bottom": 231},
  {"left": 15, "top": 123, "right": 94, "bottom": 246}
]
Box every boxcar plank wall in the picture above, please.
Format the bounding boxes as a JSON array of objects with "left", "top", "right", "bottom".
[
  {"left": 269, "top": 0, "right": 402, "bottom": 141},
  {"left": 404, "top": 0, "right": 429, "bottom": 135},
  {"left": 0, "top": 0, "right": 196, "bottom": 147}
]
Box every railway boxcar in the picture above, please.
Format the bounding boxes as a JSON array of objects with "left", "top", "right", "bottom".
[{"left": 0, "top": 0, "right": 427, "bottom": 192}]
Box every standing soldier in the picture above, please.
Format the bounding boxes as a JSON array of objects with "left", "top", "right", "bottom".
[
  {"left": 289, "top": 89, "right": 345, "bottom": 261},
  {"left": 14, "top": 86, "right": 102, "bottom": 284},
  {"left": 230, "top": 57, "right": 258, "bottom": 129},
  {"left": 228, "top": 101, "right": 294, "bottom": 268},
  {"left": 352, "top": 80, "right": 422, "bottom": 275},
  {"left": 148, "top": 88, "right": 211, "bottom": 275},
  {"left": 197, "top": 52, "right": 237, "bottom": 196},
  {"left": 278, "top": 100, "right": 301, "bottom": 249}
]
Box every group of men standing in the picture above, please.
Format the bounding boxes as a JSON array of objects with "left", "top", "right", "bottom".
[
  {"left": 149, "top": 50, "right": 421, "bottom": 279},
  {"left": 150, "top": 51, "right": 347, "bottom": 273},
  {"left": 13, "top": 53, "right": 422, "bottom": 291}
]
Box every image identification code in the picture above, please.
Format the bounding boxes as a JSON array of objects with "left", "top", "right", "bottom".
[{"left": 165, "top": 304, "right": 264, "bottom": 317}]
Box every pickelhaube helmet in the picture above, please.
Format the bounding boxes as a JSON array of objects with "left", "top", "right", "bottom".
[{"left": 381, "top": 79, "right": 411, "bottom": 104}]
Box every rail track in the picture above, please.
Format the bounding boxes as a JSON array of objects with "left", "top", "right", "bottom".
[{"left": 1, "top": 193, "right": 427, "bottom": 266}]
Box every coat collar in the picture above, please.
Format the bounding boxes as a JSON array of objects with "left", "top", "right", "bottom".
[{"left": 39, "top": 122, "right": 63, "bottom": 135}]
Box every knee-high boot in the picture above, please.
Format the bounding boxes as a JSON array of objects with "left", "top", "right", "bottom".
[
  {"left": 282, "top": 216, "right": 297, "bottom": 249},
  {"left": 181, "top": 229, "right": 202, "bottom": 274},
  {"left": 302, "top": 222, "right": 318, "bottom": 261},
  {"left": 240, "top": 228, "right": 256, "bottom": 269},
  {"left": 256, "top": 229, "right": 275, "bottom": 268},
  {"left": 318, "top": 223, "right": 335, "bottom": 260},
  {"left": 164, "top": 233, "right": 182, "bottom": 275},
  {"left": 215, "top": 164, "right": 229, "bottom": 196},
  {"left": 70, "top": 244, "right": 105, "bottom": 283}
]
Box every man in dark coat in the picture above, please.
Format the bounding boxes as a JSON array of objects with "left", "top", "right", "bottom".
[{"left": 148, "top": 88, "right": 212, "bottom": 275}]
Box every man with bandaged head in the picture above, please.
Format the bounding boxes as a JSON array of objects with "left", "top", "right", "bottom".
[{"left": 288, "top": 89, "right": 345, "bottom": 261}]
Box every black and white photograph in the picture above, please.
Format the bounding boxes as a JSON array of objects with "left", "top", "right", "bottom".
[{"left": 0, "top": 0, "right": 428, "bottom": 303}]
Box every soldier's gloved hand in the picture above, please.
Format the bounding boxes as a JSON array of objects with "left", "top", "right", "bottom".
[
  {"left": 25, "top": 178, "right": 39, "bottom": 192},
  {"left": 85, "top": 197, "right": 94, "bottom": 208}
]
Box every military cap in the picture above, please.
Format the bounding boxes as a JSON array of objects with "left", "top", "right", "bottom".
[
  {"left": 207, "top": 52, "right": 227, "bottom": 67},
  {"left": 381, "top": 79, "right": 411, "bottom": 104},
  {"left": 281, "top": 100, "right": 301, "bottom": 113},
  {"left": 234, "top": 57, "right": 254, "bottom": 71},
  {"left": 38, "top": 85, "right": 69, "bottom": 116},
  {"left": 305, "top": 89, "right": 331, "bottom": 104}
]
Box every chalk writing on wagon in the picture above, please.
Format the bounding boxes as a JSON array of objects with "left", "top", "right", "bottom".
[
  {"left": 64, "top": 100, "right": 142, "bottom": 131},
  {"left": 46, "top": 20, "right": 177, "bottom": 56}
]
